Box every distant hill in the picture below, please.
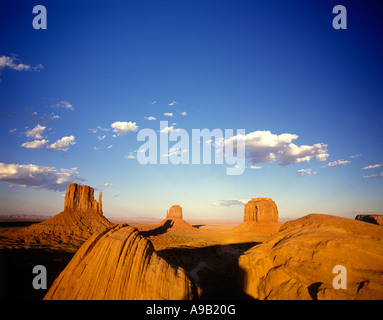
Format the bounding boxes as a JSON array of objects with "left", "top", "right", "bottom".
[{"left": 0, "top": 214, "right": 52, "bottom": 221}]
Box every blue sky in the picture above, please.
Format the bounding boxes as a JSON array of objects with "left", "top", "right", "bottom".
[{"left": 0, "top": 0, "right": 382, "bottom": 220}]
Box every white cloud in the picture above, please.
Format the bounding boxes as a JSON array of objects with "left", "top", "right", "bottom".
[
  {"left": 159, "top": 126, "right": 174, "bottom": 133},
  {"left": 47, "top": 136, "right": 76, "bottom": 151},
  {"left": 0, "top": 56, "right": 43, "bottom": 72},
  {"left": 250, "top": 165, "right": 262, "bottom": 169},
  {"left": 212, "top": 199, "right": 249, "bottom": 207},
  {"left": 111, "top": 121, "right": 138, "bottom": 135},
  {"left": 107, "top": 145, "right": 113, "bottom": 149},
  {"left": 297, "top": 168, "right": 312, "bottom": 176},
  {"left": 51, "top": 101, "right": 74, "bottom": 110},
  {"left": 9, "top": 128, "right": 17, "bottom": 133},
  {"left": 98, "top": 182, "right": 114, "bottom": 190},
  {"left": 0, "top": 163, "right": 84, "bottom": 191},
  {"left": 327, "top": 160, "right": 351, "bottom": 167},
  {"left": 97, "top": 135, "right": 106, "bottom": 141},
  {"left": 25, "top": 124, "right": 46, "bottom": 139},
  {"left": 168, "top": 101, "right": 177, "bottom": 106},
  {"left": 151, "top": 101, "right": 157, "bottom": 104},
  {"left": 124, "top": 151, "right": 137, "bottom": 159},
  {"left": 144, "top": 116, "right": 156, "bottom": 120},
  {"left": 226, "top": 130, "right": 329, "bottom": 166},
  {"left": 353, "top": 209, "right": 383, "bottom": 214},
  {"left": 362, "top": 163, "right": 383, "bottom": 170},
  {"left": 350, "top": 154, "right": 362, "bottom": 159},
  {"left": 97, "top": 126, "right": 110, "bottom": 132},
  {"left": 163, "top": 112, "right": 174, "bottom": 117},
  {"left": 181, "top": 111, "right": 187, "bottom": 116},
  {"left": 21, "top": 139, "right": 49, "bottom": 149},
  {"left": 363, "top": 172, "right": 383, "bottom": 179}
]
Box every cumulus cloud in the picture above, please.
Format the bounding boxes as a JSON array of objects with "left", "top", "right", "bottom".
[
  {"left": 0, "top": 163, "right": 84, "bottom": 191},
  {"left": 25, "top": 124, "right": 46, "bottom": 139},
  {"left": 144, "top": 116, "right": 156, "bottom": 120},
  {"left": 181, "top": 111, "right": 187, "bottom": 116},
  {"left": 363, "top": 172, "right": 383, "bottom": 179},
  {"left": 47, "top": 136, "right": 76, "bottom": 151},
  {"left": 0, "top": 55, "right": 43, "bottom": 73},
  {"left": 111, "top": 121, "right": 138, "bottom": 135},
  {"left": 327, "top": 160, "right": 351, "bottom": 167},
  {"left": 163, "top": 112, "right": 174, "bottom": 117},
  {"left": 97, "top": 135, "right": 106, "bottom": 141},
  {"left": 21, "top": 139, "right": 49, "bottom": 149},
  {"left": 51, "top": 101, "right": 74, "bottom": 110},
  {"left": 212, "top": 199, "right": 249, "bottom": 207},
  {"left": 362, "top": 163, "right": 383, "bottom": 170},
  {"left": 159, "top": 126, "right": 174, "bottom": 133},
  {"left": 226, "top": 130, "right": 329, "bottom": 166},
  {"left": 297, "top": 168, "right": 312, "bottom": 176},
  {"left": 168, "top": 101, "right": 177, "bottom": 106},
  {"left": 250, "top": 165, "right": 262, "bottom": 169}
]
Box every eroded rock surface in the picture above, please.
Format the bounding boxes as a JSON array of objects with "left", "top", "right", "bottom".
[
  {"left": 44, "top": 224, "right": 201, "bottom": 300},
  {"left": 238, "top": 214, "right": 383, "bottom": 300}
]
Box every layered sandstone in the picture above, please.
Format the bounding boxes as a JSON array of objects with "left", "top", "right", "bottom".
[
  {"left": 166, "top": 204, "right": 183, "bottom": 219},
  {"left": 233, "top": 197, "right": 280, "bottom": 235},
  {"left": 44, "top": 224, "right": 201, "bottom": 300},
  {"left": 355, "top": 214, "right": 383, "bottom": 226},
  {"left": 0, "top": 183, "right": 113, "bottom": 249},
  {"left": 238, "top": 214, "right": 383, "bottom": 300}
]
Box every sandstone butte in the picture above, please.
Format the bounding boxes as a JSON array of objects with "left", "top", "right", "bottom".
[
  {"left": 157, "top": 204, "right": 199, "bottom": 233},
  {"left": 232, "top": 197, "right": 281, "bottom": 235},
  {"left": 44, "top": 224, "right": 201, "bottom": 300},
  {"left": 355, "top": 214, "right": 383, "bottom": 226},
  {"left": 0, "top": 183, "right": 113, "bottom": 249},
  {"left": 238, "top": 213, "right": 383, "bottom": 300}
]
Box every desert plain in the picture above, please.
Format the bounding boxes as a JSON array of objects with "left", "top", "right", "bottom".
[{"left": 1, "top": 183, "right": 382, "bottom": 300}]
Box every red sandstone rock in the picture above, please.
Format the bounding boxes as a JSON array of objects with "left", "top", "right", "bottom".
[
  {"left": 238, "top": 214, "right": 383, "bottom": 300},
  {"left": 166, "top": 204, "right": 183, "bottom": 219},
  {"left": 44, "top": 224, "right": 201, "bottom": 300},
  {"left": 0, "top": 183, "right": 113, "bottom": 249},
  {"left": 233, "top": 197, "right": 280, "bottom": 235},
  {"left": 355, "top": 214, "right": 383, "bottom": 226}
]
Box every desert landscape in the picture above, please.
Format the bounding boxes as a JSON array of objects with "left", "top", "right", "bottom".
[{"left": 1, "top": 183, "right": 382, "bottom": 300}]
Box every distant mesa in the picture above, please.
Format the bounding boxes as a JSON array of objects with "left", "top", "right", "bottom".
[
  {"left": 166, "top": 204, "right": 183, "bottom": 220},
  {"left": 238, "top": 214, "right": 383, "bottom": 300},
  {"left": 232, "top": 197, "right": 281, "bottom": 235},
  {"left": 355, "top": 214, "right": 383, "bottom": 226},
  {"left": 159, "top": 204, "right": 199, "bottom": 233},
  {"left": 141, "top": 204, "right": 199, "bottom": 235},
  {"left": 0, "top": 183, "right": 113, "bottom": 249},
  {"left": 44, "top": 224, "right": 201, "bottom": 300}
]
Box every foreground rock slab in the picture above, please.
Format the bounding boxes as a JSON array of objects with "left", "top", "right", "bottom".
[
  {"left": 44, "top": 224, "right": 201, "bottom": 300},
  {"left": 238, "top": 214, "right": 383, "bottom": 300}
]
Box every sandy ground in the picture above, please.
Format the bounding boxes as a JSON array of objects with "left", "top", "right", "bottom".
[
  {"left": 131, "top": 222, "right": 269, "bottom": 299},
  {"left": 1, "top": 220, "right": 270, "bottom": 299}
]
